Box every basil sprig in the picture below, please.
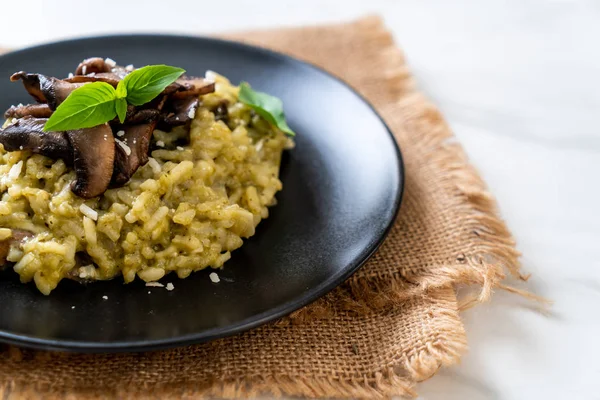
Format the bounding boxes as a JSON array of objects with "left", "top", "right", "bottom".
[
  {"left": 238, "top": 82, "right": 295, "bottom": 137},
  {"left": 44, "top": 65, "right": 185, "bottom": 132}
]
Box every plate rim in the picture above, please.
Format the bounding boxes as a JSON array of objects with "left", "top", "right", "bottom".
[{"left": 0, "top": 33, "right": 405, "bottom": 352}]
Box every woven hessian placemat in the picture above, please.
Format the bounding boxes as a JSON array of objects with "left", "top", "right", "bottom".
[{"left": 0, "top": 16, "right": 529, "bottom": 399}]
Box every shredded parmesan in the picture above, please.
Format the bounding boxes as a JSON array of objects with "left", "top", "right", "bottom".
[
  {"left": 116, "top": 130, "right": 125, "bottom": 137},
  {"left": 104, "top": 57, "right": 116, "bottom": 67},
  {"left": 102, "top": 295, "right": 108, "bottom": 300},
  {"left": 82, "top": 65, "right": 87, "bottom": 75},
  {"left": 146, "top": 282, "right": 164, "bottom": 288},
  {"left": 156, "top": 140, "right": 165, "bottom": 148},
  {"left": 79, "top": 204, "right": 98, "bottom": 221},
  {"left": 125, "top": 64, "right": 134, "bottom": 71},
  {"left": 68, "top": 72, "right": 74, "bottom": 78},
  {"left": 176, "top": 146, "right": 184, "bottom": 151},
  {"left": 166, "top": 283, "right": 174, "bottom": 291},
  {"left": 209, "top": 272, "right": 220, "bottom": 283},
  {"left": 115, "top": 138, "right": 131, "bottom": 156},
  {"left": 188, "top": 108, "right": 196, "bottom": 119},
  {"left": 205, "top": 70, "right": 217, "bottom": 82}
]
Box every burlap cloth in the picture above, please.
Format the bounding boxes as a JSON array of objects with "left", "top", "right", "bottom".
[{"left": 0, "top": 17, "right": 529, "bottom": 399}]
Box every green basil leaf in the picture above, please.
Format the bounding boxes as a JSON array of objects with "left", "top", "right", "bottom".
[
  {"left": 122, "top": 65, "right": 185, "bottom": 106},
  {"left": 115, "top": 97, "right": 127, "bottom": 123},
  {"left": 43, "top": 82, "right": 117, "bottom": 132},
  {"left": 115, "top": 80, "right": 127, "bottom": 99},
  {"left": 238, "top": 83, "right": 295, "bottom": 137}
]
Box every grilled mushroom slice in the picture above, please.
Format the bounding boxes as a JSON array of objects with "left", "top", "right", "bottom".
[
  {"left": 67, "top": 124, "right": 115, "bottom": 198},
  {"left": 113, "top": 107, "right": 161, "bottom": 125},
  {"left": 170, "top": 77, "right": 215, "bottom": 99},
  {"left": 10, "top": 72, "right": 85, "bottom": 110},
  {"left": 112, "top": 122, "right": 158, "bottom": 185},
  {"left": 4, "top": 103, "right": 52, "bottom": 119},
  {"left": 0, "top": 229, "right": 34, "bottom": 267},
  {"left": 0, "top": 117, "right": 72, "bottom": 162},
  {"left": 111, "top": 95, "right": 168, "bottom": 184},
  {"left": 160, "top": 96, "right": 199, "bottom": 128},
  {"left": 75, "top": 57, "right": 112, "bottom": 75},
  {"left": 64, "top": 72, "right": 123, "bottom": 87}
]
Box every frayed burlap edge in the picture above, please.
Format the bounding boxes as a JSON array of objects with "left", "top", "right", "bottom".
[
  {"left": 0, "top": 292, "right": 465, "bottom": 399},
  {"left": 271, "top": 16, "right": 538, "bottom": 320}
]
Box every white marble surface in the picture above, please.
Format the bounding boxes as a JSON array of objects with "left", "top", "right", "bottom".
[{"left": 1, "top": 1, "right": 598, "bottom": 399}]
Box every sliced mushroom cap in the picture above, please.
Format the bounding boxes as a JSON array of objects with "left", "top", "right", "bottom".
[
  {"left": 64, "top": 72, "right": 122, "bottom": 87},
  {"left": 67, "top": 124, "right": 115, "bottom": 198},
  {"left": 0, "top": 117, "right": 72, "bottom": 163},
  {"left": 170, "top": 76, "right": 215, "bottom": 99},
  {"left": 10, "top": 72, "right": 85, "bottom": 110},
  {"left": 125, "top": 108, "right": 161, "bottom": 125},
  {"left": 4, "top": 103, "right": 52, "bottom": 119},
  {"left": 75, "top": 57, "right": 112, "bottom": 75},
  {"left": 0, "top": 229, "right": 34, "bottom": 267},
  {"left": 160, "top": 96, "right": 199, "bottom": 128},
  {"left": 111, "top": 122, "right": 157, "bottom": 185}
]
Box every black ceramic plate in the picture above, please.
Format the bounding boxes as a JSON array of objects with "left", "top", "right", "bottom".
[{"left": 0, "top": 35, "right": 403, "bottom": 352}]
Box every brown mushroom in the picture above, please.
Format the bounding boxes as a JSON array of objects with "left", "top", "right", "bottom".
[
  {"left": 64, "top": 72, "right": 122, "bottom": 87},
  {"left": 111, "top": 121, "right": 158, "bottom": 185},
  {"left": 170, "top": 76, "right": 215, "bottom": 99},
  {"left": 10, "top": 72, "right": 85, "bottom": 110},
  {"left": 0, "top": 229, "right": 34, "bottom": 267},
  {"left": 111, "top": 95, "right": 167, "bottom": 185},
  {"left": 160, "top": 96, "right": 199, "bottom": 128},
  {"left": 4, "top": 103, "right": 52, "bottom": 119},
  {"left": 67, "top": 124, "right": 115, "bottom": 198},
  {"left": 75, "top": 57, "right": 112, "bottom": 75},
  {"left": 0, "top": 117, "right": 72, "bottom": 163}
]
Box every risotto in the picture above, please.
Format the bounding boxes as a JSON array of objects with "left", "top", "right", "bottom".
[{"left": 0, "top": 63, "right": 294, "bottom": 294}]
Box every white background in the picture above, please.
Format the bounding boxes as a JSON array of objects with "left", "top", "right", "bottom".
[{"left": 1, "top": 1, "right": 598, "bottom": 399}]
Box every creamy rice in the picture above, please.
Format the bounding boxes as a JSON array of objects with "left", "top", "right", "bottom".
[{"left": 0, "top": 73, "right": 293, "bottom": 294}]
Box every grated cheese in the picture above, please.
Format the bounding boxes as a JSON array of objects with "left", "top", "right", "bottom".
[
  {"left": 104, "top": 57, "right": 117, "bottom": 67},
  {"left": 209, "top": 272, "right": 220, "bottom": 283},
  {"left": 205, "top": 70, "right": 217, "bottom": 83},
  {"left": 115, "top": 138, "right": 131, "bottom": 156},
  {"left": 156, "top": 140, "right": 165, "bottom": 148}
]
